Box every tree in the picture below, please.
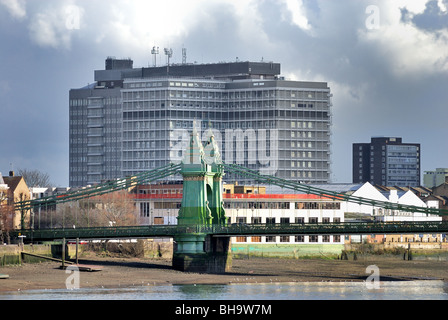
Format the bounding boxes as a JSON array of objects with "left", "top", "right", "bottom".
[
  {"left": 0, "top": 187, "right": 13, "bottom": 244},
  {"left": 92, "top": 191, "right": 137, "bottom": 227},
  {"left": 18, "top": 168, "right": 52, "bottom": 188},
  {"left": 35, "top": 190, "right": 137, "bottom": 228}
]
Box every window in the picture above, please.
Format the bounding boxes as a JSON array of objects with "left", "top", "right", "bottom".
[
  {"left": 280, "top": 217, "right": 290, "bottom": 224},
  {"left": 252, "top": 217, "right": 261, "bottom": 224},
  {"left": 322, "top": 235, "right": 330, "bottom": 243},
  {"left": 309, "top": 235, "right": 318, "bottom": 242},
  {"left": 236, "top": 217, "right": 247, "bottom": 224},
  {"left": 236, "top": 236, "right": 247, "bottom": 243},
  {"left": 280, "top": 236, "right": 290, "bottom": 243},
  {"left": 251, "top": 236, "right": 261, "bottom": 243},
  {"left": 309, "top": 217, "right": 318, "bottom": 224},
  {"left": 266, "top": 217, "right": 276, "bottom": 224},
  {"left": 265, "top": 236, "right": 276, "bottom": 242},
  {"left": 295, "top": 235, "right": 304, "bottom": 242},
  {"left": 295, "top": 217, "right": 304, "bottom": 224},
  {"left": 154, "top": 217, "right": 164, "bottom": 225}
]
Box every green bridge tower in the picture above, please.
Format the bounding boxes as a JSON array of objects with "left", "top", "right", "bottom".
[{"left": 172, "top": 125, "right": 231, "bottom": 273}]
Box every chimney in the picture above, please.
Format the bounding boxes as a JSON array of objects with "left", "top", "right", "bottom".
[
  {"left": 9, "top": 171, "right": 14, "bottom": 177},
  {"left": 389, "top": 189, "right": 398, "bottom": 202}
]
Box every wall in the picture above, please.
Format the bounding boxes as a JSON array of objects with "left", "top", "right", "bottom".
[
  {"left": 231, "top": 243, "right": 344, "bottom": 259},
  {"left": 0, "top": 244, "right": 58, "bottom": 266},
  {"left": 143, "top": 239, "right": 173, "bottom": 258}
]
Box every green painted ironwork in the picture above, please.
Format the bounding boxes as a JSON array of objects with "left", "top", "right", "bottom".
[
  {"left": 177, "top": 126, "right": 227, "bottom": 226},
  {"left": 15, "top": 163, "right": 181, "bottom": 212},
  {"left": 13, "top": 161, "right": 448, "bottom": 218},
  {"left": 10, "top": 221, "right": 448, "bottom": 242},
  {"left": 6, "top": 126, "right": 448, "bottom": 244},
  {"left": 221, "top": 162, "right": 448, "bottom": 217}
]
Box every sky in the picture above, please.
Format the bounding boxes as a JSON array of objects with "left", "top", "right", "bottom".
[{"left": 0, "top": 0, "right": 447, "bottom": 187}]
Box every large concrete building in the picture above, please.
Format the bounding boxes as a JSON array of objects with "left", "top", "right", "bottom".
[
  {"left": 423, "top": 168, "right": 448, "bottom": 188},
  {"left": 352, "top": 137, "right": 421, "bottom": 187},
  {"left": 70, "top": 57, "right": 333, "bottom": 187}
]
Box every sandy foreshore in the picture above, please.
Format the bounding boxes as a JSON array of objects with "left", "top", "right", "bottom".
[{"left": 1, "top": 255, "right": 448, "bottom": 293}]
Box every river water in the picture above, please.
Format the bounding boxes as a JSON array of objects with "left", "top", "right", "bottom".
[{"left": 1, "top": 281, "right": 448, "bottom": 300}]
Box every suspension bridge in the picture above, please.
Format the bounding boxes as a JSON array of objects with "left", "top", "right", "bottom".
[{"left": 7, "top": 128, "right": 448, "bottom": 272}]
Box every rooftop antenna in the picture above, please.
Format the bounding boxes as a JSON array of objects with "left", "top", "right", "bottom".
[
  {"left": 151, "top": 46, "right": 159, "bottom": 67},
  {"left": 182, "top": 47, "right": 187, "bottom": 65},
  {"left": 164, "top": 48, "right": 173, "bottom": 74}
]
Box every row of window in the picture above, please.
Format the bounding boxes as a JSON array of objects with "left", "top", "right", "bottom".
[
  {"left": 234, "top": 217, "right": 341, "bottom": 224},
  {"left": 234, "top": 235, "right": 342, "bottom": 243},
  {"left": 140, "top": 201, "right": 341, "bottom": 212},
  {"left": 224, "top": 201, "right": 341, "bottom": 210},
  {"left": 124, "top": 84, "right": 329, "bottom": 100}
]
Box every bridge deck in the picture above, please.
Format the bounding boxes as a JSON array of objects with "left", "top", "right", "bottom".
[{"left": 11, "top": 221, "right": 448, "bottom": 242}]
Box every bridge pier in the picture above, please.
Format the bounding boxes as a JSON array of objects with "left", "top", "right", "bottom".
[
  {"left": 172, "top": 235, "right": 232, "bottom": 274},
  {"left": 171, "top": 126, "right": 231, "bottom": 273}
]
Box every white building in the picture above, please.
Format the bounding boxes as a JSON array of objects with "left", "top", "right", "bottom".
[
  {"left": 225, "top": 192, "right": 345, "bottom": 246},
  {"left": 0, "top": 173, "right": 9, "bottom": 192},
  {"left": 345, "top": 182, "right": 442, "bottom": 222},
  {"left": 30, "top": 187, "right": 72, "bottom": 200}
]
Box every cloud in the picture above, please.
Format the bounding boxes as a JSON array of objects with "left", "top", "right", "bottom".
[
  {"left": 0, "top": 0, "right": 26, "bottom": 19},
  {"left": 358, "top": 0, "right": 448, "bottom": 77},
  {"left": 28, "top": 1, "right": 83, "bottom": 50},
  {"left": 1, "top": 0, "right": 447, "bottom": 186},
  {"left": 282, "top": 0, "right": 311, "bottom": 31},
  {"left": 408, "top": 0, "right": 448, "bottom": 31},
  {"left": 81, "top": 0, "right": 265, "bottom": 62}
]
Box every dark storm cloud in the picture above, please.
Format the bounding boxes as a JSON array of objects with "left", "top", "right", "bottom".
[{"left": 404, "top": 0, "right": 448, "bottom": 31}]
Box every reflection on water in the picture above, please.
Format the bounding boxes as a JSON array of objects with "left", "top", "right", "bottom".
[{"left": 1, "top": 281, "right": 448, "bottom": 300}]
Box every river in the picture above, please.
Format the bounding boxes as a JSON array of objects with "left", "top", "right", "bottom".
[{"left": 1, "top": 280, "right": 447, "bottom": 300}]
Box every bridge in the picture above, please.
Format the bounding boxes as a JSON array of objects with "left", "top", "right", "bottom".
[
  {"left": 18, "top": 221, "right": 448, "bottom": 242},
  {"left": 8, "top": 127, "right": 448, "bottom": 273}
]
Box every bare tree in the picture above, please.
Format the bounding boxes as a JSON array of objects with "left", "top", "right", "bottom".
[
  {"left": 36, "top": 190, "right": 137, "bottom": 228},
  {"left": 92, "top": 191, "right": 137, "bottom": 227},
  {"left": 0, "top": 188, "right": 13, "bottom": 244},
  {"left": 18, "top": 168, "right": 52, "bottom": 188}
]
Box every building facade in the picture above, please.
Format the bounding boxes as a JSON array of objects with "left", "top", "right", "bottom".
[
  {"left": 70, "top": 58, "right": 333, "bottom": 187},
  {"left": 353, "top": 137, "right": 421, "bottom": 187},
  {"left": 133, "top": 182, "right": 345, "bottom": 257},
  {"left": 1, "top": 171, "right": 30, "bottom": 230},
  {"left": 423, "top": 168, "right": 448, "bottom": 188}
]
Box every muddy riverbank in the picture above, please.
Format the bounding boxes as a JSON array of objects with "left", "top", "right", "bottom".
[{"left": 1, "top": 254, "right": 448, "bottom": 293}]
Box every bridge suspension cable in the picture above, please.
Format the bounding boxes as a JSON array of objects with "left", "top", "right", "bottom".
[
  {"left": 12, "top": 161, "right": 448, "bottom": 217},
  {"left": 15, "top": 163, "right": 182, "bottom": 212},
  {"left": 220, "top": 162, "right": 448, "bottom": 217}
]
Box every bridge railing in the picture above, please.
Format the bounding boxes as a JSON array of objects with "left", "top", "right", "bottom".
[
  {"left": 10, "top": 221, "right": 448, "bottom": 242},
  {"left": 199, "top": 221, "right": 448, "bottom": 236}
]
